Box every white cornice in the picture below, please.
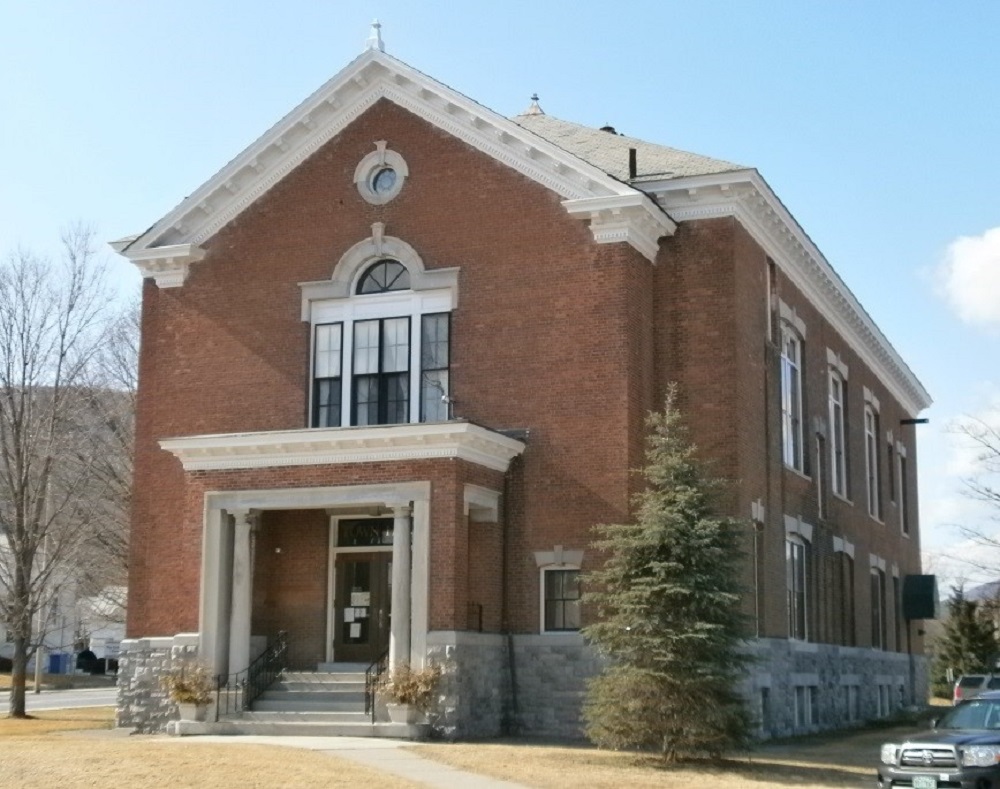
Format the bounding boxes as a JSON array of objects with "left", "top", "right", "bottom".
[
  {"left": 126, "top": 244, "right": 206, "bottom": 289},
  {"left": 160, "top": 421, "right": 526, "bottom": 473},
  {"left": 644, "top": 171, "right": 931, "bottom": 416},
  {"left": 116, "top": 50, "right": 667, "bottom": 271},
  {"left": 563, "top": 194, "right": 676, "bottom": 262}
]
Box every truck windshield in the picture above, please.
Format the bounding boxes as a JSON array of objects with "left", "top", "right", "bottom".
[{"left": 941, "top": 700, "right": 1000, "bottom": 730}]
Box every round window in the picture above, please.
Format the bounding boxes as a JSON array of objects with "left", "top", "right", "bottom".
[
  {"left": 371, "top": 167, "right": 397, "bottom": 195},
  {"left": 354, "top": 144, "right": 408, "bottom": 205}
]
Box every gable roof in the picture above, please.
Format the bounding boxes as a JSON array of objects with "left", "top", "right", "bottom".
[
  {"left": 513, "top": 113, "right": 744, "bottom": 182},
  {"left": 114, "top": 48, "right": 674, "bottom": 277},
  {"left": 113, "top": 46, "right": 929, "bottom": 415}
]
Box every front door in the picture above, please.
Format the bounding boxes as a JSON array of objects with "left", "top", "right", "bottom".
[{"left": 332, "top": 551, "right": 391, "bottom": 663}]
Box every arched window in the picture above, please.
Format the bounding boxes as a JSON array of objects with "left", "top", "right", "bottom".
[
  {"left": 306, "top": 236, "right": 456, "bottom": 429},
  {"left": 356, "top": 260, "right": 411, "bottom": 294}
]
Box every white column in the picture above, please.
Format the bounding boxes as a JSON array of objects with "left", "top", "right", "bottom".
[
  {"left": 199, "top": 507, "right": 233, "bottom": 676},
  {"left": 228, "top": 509, "right": 256, "bottom": 675},
  {"left": 389, "top": 505, "right": 412, "bottom": 669}
]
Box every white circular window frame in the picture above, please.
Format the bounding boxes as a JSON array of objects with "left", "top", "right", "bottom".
[{"left": 354, "top": 141, "right": 409, "bottom": 205}]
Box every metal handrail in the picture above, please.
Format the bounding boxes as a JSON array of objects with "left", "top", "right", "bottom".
[
  {"left": 214, "top": 630, "right": 288, "bottom": 721},
  {"left": 364, "top": 648, "right": 389, "bottom": 723}
]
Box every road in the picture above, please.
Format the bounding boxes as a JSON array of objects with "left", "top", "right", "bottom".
[{"left": 1, "top": 687, "right": 118, "bottom": 711}]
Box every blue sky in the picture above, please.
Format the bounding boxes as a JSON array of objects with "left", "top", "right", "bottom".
[{"left": 3, "top": 1, "right": 998, "bottom": 584}]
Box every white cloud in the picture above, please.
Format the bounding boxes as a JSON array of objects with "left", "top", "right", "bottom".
[{"left": 936, "top": 226, "right": 1000, "bottom": 330}]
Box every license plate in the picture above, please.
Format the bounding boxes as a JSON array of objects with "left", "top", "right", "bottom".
[{"left": 912, "top": 776, "right": 937, "bottom": 789}]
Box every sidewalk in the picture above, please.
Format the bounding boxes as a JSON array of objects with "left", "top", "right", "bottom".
[{"left": 163, "top": 735, "right": 530, "bottom": 789}]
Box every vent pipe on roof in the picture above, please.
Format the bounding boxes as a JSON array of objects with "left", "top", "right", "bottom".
[
  {"left": 599, "top": 124, "right": 617, "bottom": 134},
  {"left": 628, "top": 147, "right": 637, "bottom": 180}
]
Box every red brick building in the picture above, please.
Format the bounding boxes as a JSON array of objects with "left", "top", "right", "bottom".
[{"left": 114, "top": 36, "right": 931, "bottom": 737}]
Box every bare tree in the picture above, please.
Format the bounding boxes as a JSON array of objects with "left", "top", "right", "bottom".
[
  {"left": 0, "top": 226, "right": 118, "bottom": 717},
  {"left": 74, "top": 300, "right": 138, "bottom": 607},
  {"left": 947, "top": 415, "right": 1000, "bottom": 577},
  {"left": 962, "top": 417, "right": 1000, "bottom": 516}
]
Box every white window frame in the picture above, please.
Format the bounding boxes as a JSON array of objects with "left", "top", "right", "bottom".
[
  {"left": 786, "top": 536, "right": 809, "bottom": 641},
  {"left": 780, "top": 324, "right": 804, "bottom": 472},
  {"left": 864, "top": 403, "right": 882, "bottom": 520},
  {"left": 828, "top": 369, "right": 848, "bottom": 498},
  {"left": 539, "top": 565, "right": 582, "bottom": 634},
  {"left": 301, "top": 228, "right": 459, "bottom": 429}
]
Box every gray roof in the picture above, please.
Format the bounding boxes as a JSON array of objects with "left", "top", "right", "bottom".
[{"left": 513, "top": 113, "right": 745, "bottom": 183}]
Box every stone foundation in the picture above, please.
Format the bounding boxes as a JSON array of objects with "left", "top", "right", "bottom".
[
  {"left": 423, "top": 631, "right": 929, "bottom": 740},
  {"left": 117, "top": 630, "right": 930, "bottom": 739},
  {"left": 115, "top": 633, "right": 201, "bottom": 733}
]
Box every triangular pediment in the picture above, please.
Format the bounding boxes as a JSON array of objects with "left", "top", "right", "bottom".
[{"left": 118, "top": 49, "right": 673, "bottom": 275}]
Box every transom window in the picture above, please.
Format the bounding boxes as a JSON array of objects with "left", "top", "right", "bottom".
[
  {"left": 309, "top": 257, "right": 453, "bottom": 428},
  {"left": 357, "top": 260, "right": 410, "bottom": 294}
]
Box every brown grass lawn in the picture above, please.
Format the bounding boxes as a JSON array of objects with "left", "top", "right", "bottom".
[
  {"left": 0, "top": 704, "right": 941, "bottom": 789},
  {"left": 413, "top": 724, "right": 910, "bottom": 788},
  {"left": 0, "top": 708, "right": 420, "bottom": 789}
]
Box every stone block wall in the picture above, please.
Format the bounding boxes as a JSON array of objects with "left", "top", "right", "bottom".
[
  {"left": 510, "top": 633, "right": 602, "bottom": 739},
  {"left": 116, "top": 633, "right": 201, "bottom": 733},
  {"left": 748, "top": 638, "right": 930, "bottom": 738},
  {"left": 426, "top": 631, "right": 509, "bottom": 739}
]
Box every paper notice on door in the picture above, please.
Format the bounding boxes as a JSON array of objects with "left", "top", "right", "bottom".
[
  {"left": 354, "top": 607, "right": 368, "bottom": 619},
  {"left": 343, "top": 608, "right": 355, "bottom": 623},
  {"left": 349, "top": 622, "right": 361, "bottom": 639},
  {"left": 350, "top": 592, "right": 371, "bottom": 606}
]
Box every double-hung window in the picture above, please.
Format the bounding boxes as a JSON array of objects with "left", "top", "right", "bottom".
[
  {"left": 828, "top": 370, "right": 847, "bottom": 497},
  {"left": 780, "top": 325, "right": 804, "bottom": 471},
  {"left": 309, "top": 259, "right": 453, "bottom": 428},
  {"left": 542, "top": 568, "right": 581, "bottom": 632},
  {"left": 870, "top": 566, "right": 887, "bottom": 650},
  {"left": 864, "top": 404, "right": 882, "bottom": 519},
  {"left": 786, "top": 537, "right": 808, "bottom": 640}
]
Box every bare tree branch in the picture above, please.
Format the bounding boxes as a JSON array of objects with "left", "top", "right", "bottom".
[{"left": 0, "top": 227, "right": 132, "bottom": 716}]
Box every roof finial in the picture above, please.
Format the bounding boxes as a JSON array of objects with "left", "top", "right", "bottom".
[
  {"left": 366, "top": 19, "right": 385, "bottom": 52},
  {"left": 523, "top": 93, "right": 545, "bottom": 116}
]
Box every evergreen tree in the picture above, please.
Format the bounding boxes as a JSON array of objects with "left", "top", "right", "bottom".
[
  {"left": 582, "top": 388, "right": 753, "bottom": 761},
  {"left": 932, "top": 587, "right": 999, "bottom": 695}
]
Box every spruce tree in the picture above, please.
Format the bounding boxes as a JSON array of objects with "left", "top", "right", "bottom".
[
  {"left": 582, "top": 388, "right": 753, "bottom": 761},
  {"left": 932, "top": 587, "right": 999, "bottom": 694}
]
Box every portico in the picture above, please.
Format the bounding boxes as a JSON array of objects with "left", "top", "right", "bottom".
[{"left": 159, "top": 421, "right": 525, "bottom": 678}]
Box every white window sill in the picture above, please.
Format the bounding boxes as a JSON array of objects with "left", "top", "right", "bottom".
[
  {"left": 783, "top": 464, "right": 811, "bottom": 482},
  {"left": 832, "top": 492, "right": 853, "bottom": 506}
]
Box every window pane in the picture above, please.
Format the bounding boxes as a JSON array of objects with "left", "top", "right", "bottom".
[
  {"left": 421, "top": 314, "right": 449, "bottom": 369},
  {"left": 385, "top": 373, "right": 409, "bottom": 424},
  {"left": 353, "top": 321, "right": 380, "bottom": 374},
  {"left": 353, "top": 376, "right": 378, "bottom": 426},
  {"left": 421, "top": 370, "right": 449, "bottom": 422},
  {"left": 382, "top": 318, "right": 410, "bottom": 373},
  {"left": 315, "top": 324, "right": 342, "bottom": 378},
  {"left": 314, "top": 378, "right": 341, "bottom": 428}
]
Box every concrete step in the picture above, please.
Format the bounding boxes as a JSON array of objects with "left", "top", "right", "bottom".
[
  {"left": 277, "top": 672, "right": 365, "bottom": 688},
  {"left": 316, "top": 662, "right": 368, "bottom": 673},
  {"left": 252, "top": 697, "right": 364, "bottom": 713},
  {"left": 268, "top": 678, "right": 365, "bottom": 693},
  {"left": 238, "top": 710, "right": 371, "bottom": 723},
  {"left": 172, "top": 718, "right": 429, "bottom": 739},
  {"left": 258, "top": 689, "right": 365, "bottom": 704}
]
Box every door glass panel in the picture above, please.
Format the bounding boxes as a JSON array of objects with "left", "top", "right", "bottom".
[{"left": 337, "top": 518, "right": 394, "bottom": 547}]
